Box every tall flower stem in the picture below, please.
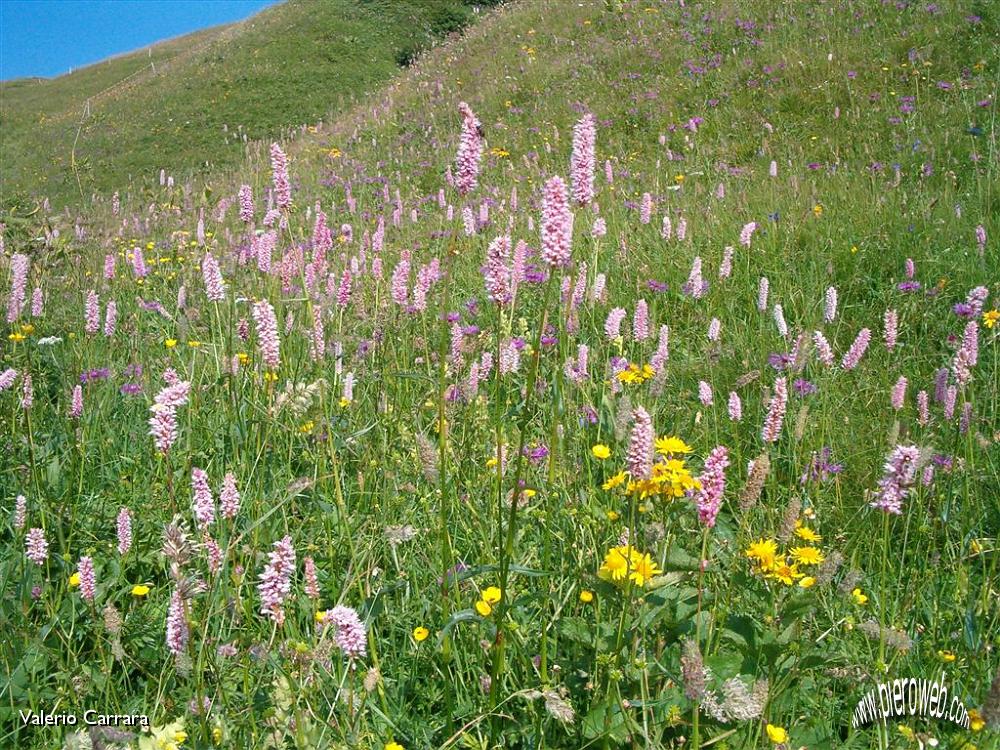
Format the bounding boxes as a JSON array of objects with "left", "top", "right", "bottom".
[{"left": 489, "top": 269, "right": 556, "bottom": 741}]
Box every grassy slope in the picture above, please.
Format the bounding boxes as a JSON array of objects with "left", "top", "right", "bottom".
[
  {"left": 0, "top": 0, "right": 478, "bottom": 210},
  {"left": 2, "top": 0, "right": 999, "bottom": 748}
]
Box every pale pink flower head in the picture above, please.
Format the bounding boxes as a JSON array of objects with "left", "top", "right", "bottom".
[
  {"left": 455, "top": 102, "right": 484, "bottom": 195},
  {"left": 251, "top": 299, "right": 281, "bottom": 371},
  {"left": 220, "top": 472, "right": 241, "bottom": 520},
  {"left": 317, "top": 605, "right": 367, "bottom": 659},
  {"left": 25, "top": 527, "right": 48, "bottom": 566},
  {"left": 761, "top": 377, "right": 788, "bottom": 443},
  {"left": 116, "top": 507, "right": 132, "bottom": 556},
  {"left": 78, "top": 556, "right": 96, "bottom": 602},
  {"left": 270, "top": 143, "right": 292, "bottom": 210},
  {"left": 627, "top": 407, "right": 654, "bottom": 481},
  {"left": 570, "top": 113, "right": 597, "bottom": 205},
  {"left": 540, "top": 175, "right": 573, "bottom": 267}
]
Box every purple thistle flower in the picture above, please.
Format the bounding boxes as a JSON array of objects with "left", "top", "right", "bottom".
[{"left": 25, "top": 527, "right": 48, "bottom": 565}]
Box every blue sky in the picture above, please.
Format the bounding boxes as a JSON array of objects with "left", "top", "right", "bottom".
[{"left": 0, "top": 0, "right": 278, "bottom": 80}]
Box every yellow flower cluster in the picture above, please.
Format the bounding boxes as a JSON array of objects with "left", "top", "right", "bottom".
[
  {"left": 616, "top": 362, "right": 655, "bottom": 384},
  {"left": 474, "top": 586, "right": 502, "bottom": 616},
  {"left": 598, "top": 545, "right": 662, "bottom": 588},
  {"left": 602, "top": 435, "right": 698, "bottom": 500},
  {"left": 745, "top": 532, "right": 825, "bottom": 588}
]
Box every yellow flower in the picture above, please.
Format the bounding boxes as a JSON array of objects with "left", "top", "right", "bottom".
[
  {"left": 187, "top": 340, "right": 200, "bottom": 348},
  {"left": 983, "top": 309, "right": 999, "bottom": 329},
  {"left": 132, "top": 584, "right": 151, "bottom": 597},
  {"left": 299, "top": 421, "right": 315, "bottom": 434},
  {"left": 606, "top": 510, "right": 620, "bottom": 521},
  {"left": 745, "top": 538, "right": 778, "bottom": 571},
  {"left": 798, "top": 576, "right": 816, "bottom": 588},
  {"left": 412, "top": 627, "right": 429, "bottom": 642},
  {"left": 8, "top": 332, "right": 25, "bottom": 342},
  {"left": 165, "top": 338, "right": 177, "bottom": 348},
  {"left": 766, "top": 724, "right": 789, "bottom": 743},
  {"left": 674, "top": 174, "right": 685, "bottom": 184},
  {"left": 597, "top": 545, "right": 661, "bottom": 588},
  {"left": 794, "top": 526, "right": 822, "bottom": 543},
  {"left": 813, "top": 204, "right": 823, "bottom": 217},
  {"left": 263, "top": 371, "right": 278, "bottom": 382},
  {"left": 602, "top": 471, "right": 627, "bottom": 491},
  {"left": 314, "top": 611, "right": 327, "bottom": 623},
  {"left": 475, "top": 600, "right": 493, "bottom": 617},
  {"left": 481, "top": 586, "right": 502, "bottom": 605},
  {"left": 969, "top": 708, "right": 985, "bottom": 732},
  {"left": 655, "top": 436, "right": 692, "bottom": 456},
  {"left": 20, "top": 324, "right": 34, "bottom": 335},
  {"left": 937, "top": 649, "right": 956, "bottom": 662},
  {"left": 852, "top": 588, "right": 868, "bottom": 605},
  {"left": 591, "top": 444, "right": 611, "bottom": 460},
  {"left": 69, "top": 572, "right": 81, "bottom": 588},
  {"left": 237, "top": 352, "right": 250, "bottom": 365},
  {"left": 790, "top": 546, "right": 824, "bottom": 566},
  {"left": 767, "top": 560, "right": 804, "bottom": 586},
  {"left": 579, "top": 590, "right": 594, "bottom": 603},
  {"left": 385, "top": 743, "right": 405, "bottom": 750},
  {"left": 339, "top": 397, "right": 351, "bottom": 408}
]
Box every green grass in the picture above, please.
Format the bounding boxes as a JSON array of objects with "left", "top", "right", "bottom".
[
  {"left": 1, "top": 0, "right": 999, "bottom": 748},
  {"left": 0, "top": 0, "right": 482, "bottom": 211}
]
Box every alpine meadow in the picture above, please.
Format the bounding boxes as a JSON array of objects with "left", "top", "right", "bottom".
[{"left": 1, "top": 1, "right": 999, "bottom": 749}]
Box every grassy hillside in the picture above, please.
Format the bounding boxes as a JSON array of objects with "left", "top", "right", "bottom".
[
  {"left": 0, "top": 0, "right": 484, "bottom": 210},
  {"left": 2, "top": 0, "right": 999, "bottom": 749}
]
